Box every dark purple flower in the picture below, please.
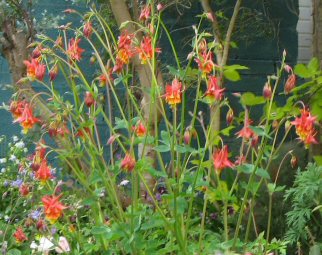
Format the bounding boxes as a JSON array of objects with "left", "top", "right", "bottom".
[{"left": 210, "top": 212, "right": 218, "bottom": 220}]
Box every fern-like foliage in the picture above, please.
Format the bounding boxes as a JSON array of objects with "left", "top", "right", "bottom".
[{"left": 284, "top": 163, "right": 322, "bottom": 244}]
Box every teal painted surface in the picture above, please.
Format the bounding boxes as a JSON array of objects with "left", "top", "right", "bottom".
[{"left": 0, "top": 1, "right": 299, "bottom": 152}]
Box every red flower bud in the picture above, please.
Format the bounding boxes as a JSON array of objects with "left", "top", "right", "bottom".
[
  {"left": 83, "top": 22, "right": 93, "bottom": 38},
  {"left": 263, "top": 82, "right": 272, "bottom": 100},
  {"left": 183, "top": 130, "right": 191, "bottom": 145},
  {"left": 19, "top": 184, "right": 30, "bottom": 196},
  {"left": 49, "top": 65, "right": 58, "bottom": 81},
  {"left": 291, "top": 155, "right": 298, "bottom": 169},
  {"left": 284, "top": 74, "right": 296, "bottom": 94},
  {"left": 226, "top": 109, "right": 234, "bottom": 125},
  {"left": 84, "top": 91, "right": 95, "bottom": 107}
]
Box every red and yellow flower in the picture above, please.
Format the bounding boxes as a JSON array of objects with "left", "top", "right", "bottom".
[
  {"left": 42, "top": 194, "right": 67, "bottom": 223},
  {"left": 137, "top": 36, "right": 161, "bottom": 64},
  {"left": 83, "top": 21, "right": 93, "bottom": 38},
  {"left": 35, "top": 160, "right": 52, "bottom": 182},
  {"left": 204, "top": 76, "right": 225, "bottom": 102},
  {"left": 213, "top": 145, "right": 235, "bottom": 174},
  {"left": 121, "top": 154, "right": 136, "bottom": 172},
  {"left": 139, "top": 4, "right": 151, "bottom": 21},
  {"left": 67, "top": 38, "right": 85, "bottom": 61},
  {"left": 133, "top": 121, "right": 147, "bottom": 137},
  {"left": 113, "top": 32, "right": 135, "bottom": 73},
  {"left": 291, "top": 108, "right": 317, "bottom": 147},
  {"left": 165, "top": 78, "right": 182, "bottom": 106},
  {"left": 195, "top": 51, "right": 215, "bottom": 75},
  {"left": 23, "top": 58, "right": 46, "bottom": 81},
  {"left": 10, "top": 100, "right": 25, "bottom": 119},
  {"left": 14, "top": 103, "right": 40, "bottom": 133},
  {"left": 13, "top": 227, "right": 28, "bottom": 243}
]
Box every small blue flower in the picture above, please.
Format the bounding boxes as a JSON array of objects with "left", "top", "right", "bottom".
[
  {"left": 30, "top": 209, "right": 42, "bottom": 220},
  {"left": 11, "top": 179, "right": 23, "bottom": 187}
]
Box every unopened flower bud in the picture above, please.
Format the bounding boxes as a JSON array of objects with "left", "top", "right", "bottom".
[
  {"left": 84, "top": 92, "right": 95, "bottom": 107},
  {"left": 49, "top": 65, "right": 59, "bottom": 81},
  {"left": 83, "top": 22, "right": 93, "bottom": 38},
  {"left": 90, "top": 55, "right": 96, "bottom": 64},
  {"left": 291, "top": 155, "right": 298, "bottom": 169},
  {"left": 157, "top": 3, "right": 163, "bottom": 11},
  {"left": 284, "top": 74, "right": 296, "bottom": 94},
  {"left": 272, "top": 120, "right": 279, "bottom": 130},
  {"left": 263, "top": 82, "right": 272, "bottom": 100},
  {"left": 206, "top": 12, "right": 215, "bottom": 22},
  {"left": 226, "top": 109, "right": 234, "bottom": 125},
  {"left": 184, "top": 130, "right": 191, "bottom": 145},
  {"left": 251, "top": 135, "right": 259, "bottom": 148}
]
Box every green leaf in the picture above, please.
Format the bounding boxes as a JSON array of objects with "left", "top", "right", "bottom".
[
  {"left": 7, "top": 249, "right": 21, "bottom": 255},
  {"left": 240, "top": 92, "right": 265, "bottom": 106},
  {"left": 223, "top": 69, "right": 240, "bottom": 81},
  {"left": 227, "top": 64, "right": 249, "bottom": 70},
  {"left": 169, "top": 196, "right": 187, "bottom": 215},
  {"left": 146, "top": 167, "right": 168, "bottom": 178},
  {"left": 220, "top": 126, "right": 235, "bottom": 136},
  {"left": 256, "top": 168, "right": 270, "bottom": 179},
  {"left": 160, "top": 130, "right": 170, "bottom": 145},
  {"left": 308, "top": 57, "right": 319, "bottom": 73},
  {"left": 294, "top": 64, "right": 311, "bottom": 78},
  {"left": 154, "top": 145, "right": 170, "bottom": 152},
  {"left": 309, "top": 245, "right": 321, "bottom": 255},
  {"left": 114, "top": 117, "right": 128, "bottom": 130},
  {"left": 238, "top": 164, "right": 254, "bottom": 174},
  {"left": 249, "top": 126, "right": 271, "bottom": 139},
  {"left": 313, "top": 156, "right": 322, "bottom": 166},
  {"left": 92, "top": 226, "right": 111, "bottom": 235}
]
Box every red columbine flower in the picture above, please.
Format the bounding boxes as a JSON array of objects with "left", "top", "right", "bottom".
[
  {"left": 35, "top": 160, "right": 52, "bottom": 182},
  {"left": 24, "top": 58, "right": 46, "bottom": 81},
  {"left": 67, "top": 38, "right": 85, "bottom": 61},
  {"left": 137, "top": 36, "right": 161, "bottom": 64},
  {"left": 213, "top": 145, "right": 235, "bottom": 174},
  {"left": 195, "top": 51, "right": 215, "bottom": 75},
  {"left": 205, "top": 76, "right": 225, "bottom": 101},
  {"left": 165, "top": 78, "right": 182, "bottom": 106},
  {"left": 133, "top": 121, "right": 147, "bottom": 137},
  {"left": 236, "top": 118, "right": 254, "bottom": 140},
  {"left": 291, "top": 108, "right": 317, "bottom": 147},
  {"left": 19, "top": 184, "right": 30, "bottom": 196},
  {"left": 113, "top": 32, "right": 135, "bottom": 73},
  {"left": 139, "top": 4, "right": 151, "bottom": 21},
  {"left": 121, "top": 154, "right": 136, "bottom": 172},
  {"left": 13, "top": 227, "right": 28, "bottom": 243},
  {"left": 14, "top": 103, "right": 40, "bottom": 133},
  {"left": 83, "top": 21, "right": 93, "bottom": 38},
  {"left": 31, "top": 141, "right": 46, "bottom": 171},
  {"left": 10, "top": 100, "right": 25, "bottom": 119},
  {"left": 284, "top": 74, "right": 296, "bottom": 94},
  {"left": 42, "top": 194, "right": 67, "bottom": 223},
  {"left": 226, "top": 109, "right": 234, "bottom": 125}
]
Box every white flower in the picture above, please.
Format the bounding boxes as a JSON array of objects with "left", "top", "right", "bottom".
[
  {"left": 55, "top": 236, "right": 70, "bottom": 253},
  {"left": 30, "top": 241, "right": 38, "bottom": 250},
  {"left": 9, "top": 155, "right": 17, "bottom": 162},
  {"left": 12, "top": 136, "right": 19, "bottom": 142},
  {"left": 38, "top": 237, "right": 54, "bottom": 252},
  {"left": 119, "top": 179, "right": 130, "bottom": 186},
  {"left": 15, "top": 141, "right": 25, "bottom": 148},
  {"left": 23, "top": 148, "right": 28, "bottom": 153},
  {"left": 0, "top": 158, "right": 7, "bottom": 164},
  {"left": 1, "top": 168, "right": 5, "bottom": 173}
]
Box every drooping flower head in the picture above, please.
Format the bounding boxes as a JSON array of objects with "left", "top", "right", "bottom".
[
  {"left": 42, "top": 194, "right": 67, "bottom": 223},
  {"left": 263, "top": 82, "right": 272, "bottom": 100},
  {"left": 139, "top": 4, "right": 151, "bottom": 21},
  {"left": 83, "top": 21, "right": 93, "bottom": 38},
  {"left": 195, "top": 51, "right": 215, "bottom": 75},
  {"left": 213, "top": 145, "right": 235, "bottom": 174},
  {"left": 67, "top": 38, "right": 85, "bottom": 61},
  {"left": 137, "top": 36, "right": 161, "bottom": 64},
  {"left": 13, "top": 227, "right": 28, "bottom": 243},
  {"left": 204, "top": 76, "right": 225, "bottom": 102},
  {"left": 10, "top": 100, "right": 25, "bottom": 119},
  {"left": 19, "top": 183, "right": 30, "bottom": 196},
  {"left": 121, "top": 154, "right": 136, "bottom": 172},
  {"left": 291, "top": 108, "right": 317, "bottom": 147},
  {"left": 132, "top": 121, "right": 147, "bottom": 137},
  {"left": 24, "top": 58, "right": 46, "bottom": 81},
  {"left": 49, "top": 64, "right": 59, "bottom": 81},
  {"left": 236, "top": 118, "right": 254, "bottom": 141},
  {"left": 165, "top": 78, "right": 182, "bottom": 106},
  {"left": 84, "top": 91, "right": 95, "bottom": 107},
  {"left": 14, "top": 103, "right": 40, "bottom": 133},
  {"left": 35, "top": 160, "right": 52, "bottom": 182},
  {"left": 113, "top": 32, "right": 135, "bottom": 73}
]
